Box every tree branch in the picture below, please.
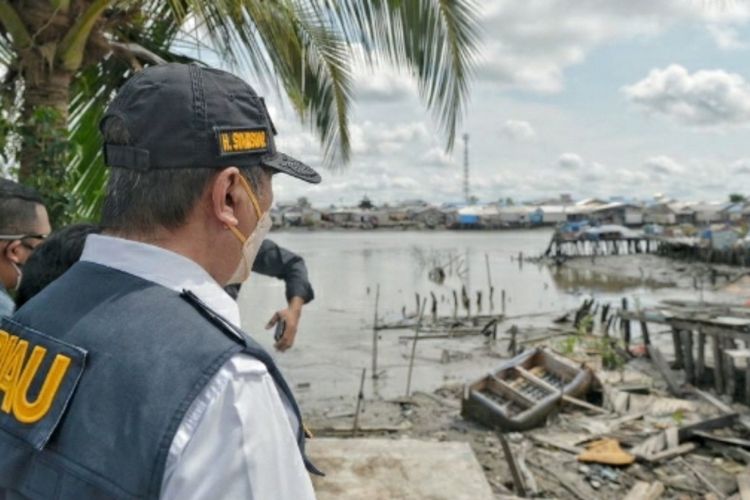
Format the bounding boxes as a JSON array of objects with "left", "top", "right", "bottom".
[
  {"left": 0, "top": 0, "right": 31, "bottom": 49},
  {"left": 57, "top": 0, "right": 110, "bottom": 71}
]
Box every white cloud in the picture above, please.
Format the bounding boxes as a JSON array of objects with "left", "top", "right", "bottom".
[
  {"left": 708, "top": 24, "right": 748, "bottom": 50},
  {"left": 644, "top": 155, "right": 686, "bottom": 175},
  {"left": 419, "top": 147, "right": 455, "bottom": 167},
  {"left": 501, "top": 120, "right": 537, "bottom": 141},
  {"left": 476, "top": 0, "right": 750, "bottom": 93},
  {"left": 558, "top": 153, "right": 584, "bottom": 170},
  {"left": 732, "top": 158, "right": 750, "bottom": 174},
  {"left": 623, "top": 64, "right": 750, "bottom": 127},
  {"left": 353, "top": 66, "right": 417, "bottom": 102}
]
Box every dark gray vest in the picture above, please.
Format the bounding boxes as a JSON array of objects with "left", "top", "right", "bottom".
[{"left": 0, "top": 261, "right": 318, "bottom": 499}]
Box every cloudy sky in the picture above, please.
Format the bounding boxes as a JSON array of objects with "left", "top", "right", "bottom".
[{"left": 239, "top": 1, "right": 750, "bottom": 206}]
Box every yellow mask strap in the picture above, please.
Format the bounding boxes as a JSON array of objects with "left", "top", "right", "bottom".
[
  {"left": 228, "top": 174, "right": 263, "bottom": 244},
  {"left": 238, "top": 174, "right": 262, "bottom": 220}
]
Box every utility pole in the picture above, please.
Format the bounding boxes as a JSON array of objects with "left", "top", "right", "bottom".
[{"left": 463, "top": 133, "right": 470, "bottom": 203}]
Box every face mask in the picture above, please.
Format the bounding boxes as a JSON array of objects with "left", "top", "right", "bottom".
[{"left": 227, "top": 175, "right": 272, "bottom": 284}]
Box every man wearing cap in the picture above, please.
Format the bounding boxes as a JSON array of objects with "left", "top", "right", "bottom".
[
  {"left": 0, "top": 178, "right": 51, "bottom": 316},
  {"left": 0, "top": 63, "right": 321, "bottom": 499}
]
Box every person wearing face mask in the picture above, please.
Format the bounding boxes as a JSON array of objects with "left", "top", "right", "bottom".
[
  {"left": 1, "top": 64, "right": 322, "bottom": 499},
  {"left": 0, "top": 178, "right": 51, "bottom": 316}
]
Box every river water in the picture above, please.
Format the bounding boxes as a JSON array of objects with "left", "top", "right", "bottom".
[{"left": 237, "top": 229, "right": 718, "bottom": 411}]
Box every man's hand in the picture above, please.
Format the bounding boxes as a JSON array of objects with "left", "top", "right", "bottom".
[{"left": 266, "top": 296, "right": 305, "bottom": 351}]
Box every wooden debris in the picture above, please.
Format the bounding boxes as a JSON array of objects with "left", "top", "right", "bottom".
[
  {"left": 497, "top": 432, "right": 526, "bottom": 497},
  {"left": 648, "top": 345, "right": 684, "bottom": 397},
  {"left": 680, "top": 458, "right": 724, "bottom": 499},
  {"left": 528, "top": 434, "right": 583, "bottom": 455},
  {"left": 737, "top": 471, "right": 750, "bottom": 500},
  {"left": 644, "top": 443, "right": 696, "bottom": 463},
  {"left": 623, "top": 480, "right": 664, "bottom": 500}
]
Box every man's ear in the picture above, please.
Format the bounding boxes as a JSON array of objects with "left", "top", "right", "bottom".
[
  {"left": 211, "top": 167, "right": 242, "bottom": 228},
  {"left": 4, "top": 240, "right": 24, "bottom": 264}
]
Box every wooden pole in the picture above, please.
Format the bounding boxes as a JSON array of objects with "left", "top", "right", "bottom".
[
  {"left": 452, "top": 290, "right": 458, "bottom": 320},
  {"left": 621, "top": 298, "right": 631, "bottom": 347},
  {"left": 640, "top": 320, "right": 651, "bottom": 346},
  {"left": 405, "top": 299, "right": 427, "bottom": 397},
  {"left": 712, "top": 334, "right": 724, "bottom": 394},
  {"left": 672, "top": 327, "right": 685, "bottom": 369},
  {"left": 371, "top": 284, "right": 380, "bottom": 379},
  {"left": 485, "top": 253, "right": 494, "bottom": 311},
  {"left": 501, "top": 289, "right": 507, "bottom": 315},
  {"left": 352, "top": 368, "right": 366, "bottom": 437},
  {"left": 696, "top": 330, "right": 706, "bottom": 382},
  {"left": 683, "top": 330, "right": 695, "bottom": 385},
  {"left": 498, "top": 432, "right": 527, "bottom": 497}
]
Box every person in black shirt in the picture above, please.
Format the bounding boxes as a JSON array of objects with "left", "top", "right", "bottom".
[{"left": 17, "top": 224, "right": 313, "bottom": 351}]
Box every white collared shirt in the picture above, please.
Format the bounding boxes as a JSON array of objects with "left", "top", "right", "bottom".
[{"left": 81, "top": 235, "right": 315, "bottom": 500}]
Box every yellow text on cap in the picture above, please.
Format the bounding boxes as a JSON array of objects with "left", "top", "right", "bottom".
[{"left": 219, "top": 130, "right": 267, "bottom": 154}]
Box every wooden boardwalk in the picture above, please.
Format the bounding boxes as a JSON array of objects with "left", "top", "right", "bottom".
[
  {"left": 545, "top": 236, "right": 661, "bottom": 259},
  {"left": 619, "top": 300, "right": 750, "bottom": 405}
]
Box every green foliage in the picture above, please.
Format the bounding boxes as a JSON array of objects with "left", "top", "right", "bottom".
[
  {"left": 672, "top": 408, "right": 685, "bottom": 426},
  {"left": 18, "top": 107, "right": 78, "bottom": 226},
  {"left": 558, "top": 334, "right": 578, "bottom": 355},
  {"left": 597, "top": 337, "right": 625, "bottom": 371},
  {"left": 730, "top": 193, "right": 746, "bottom": 204},
  {"left": 576, "top": 314, "right": 594, "bottom": 336}
]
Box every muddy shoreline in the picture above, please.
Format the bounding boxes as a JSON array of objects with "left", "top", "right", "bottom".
[{"left": 303, "top": 253, "right": 750, "bottom": 498}]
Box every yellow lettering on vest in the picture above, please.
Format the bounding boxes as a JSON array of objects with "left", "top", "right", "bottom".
[
  {"left": 13, "top": 348, "right": 72, "bottom": 424},
  {"left": 0, "top": 339, "right": 28, "bottom": 413},
  {"left": 0, "top": 330, "right": 9, "bottom": 367}
]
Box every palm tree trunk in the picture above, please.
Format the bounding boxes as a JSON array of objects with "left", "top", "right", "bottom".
[{"left": 18, "top": 58, "right": 73, "bottom": 180}]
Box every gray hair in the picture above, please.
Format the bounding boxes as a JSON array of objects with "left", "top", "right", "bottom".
[{"left": 100, "top": 117, "right": 266, "bottom": 235}]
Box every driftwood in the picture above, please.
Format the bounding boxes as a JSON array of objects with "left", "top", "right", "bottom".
[
  {"left": 623, "top": 481, "right": 664, "bottom": 500},
  {"left": 498, "top": 432, "right": 526, "bottom": 497},
  {"left": 648, "top": 345, "right": 684, "bottom": 397}
]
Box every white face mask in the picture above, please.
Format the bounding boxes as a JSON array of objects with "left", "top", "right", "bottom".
[{"left": 227, "top": 175, "right": 272, "bottom": 284}]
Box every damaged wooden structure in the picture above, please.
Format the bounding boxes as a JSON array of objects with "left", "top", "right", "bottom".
[
  {"left": 620, "top": 300, "right": 750, "bottom": 404},
  {"left": 461, "top": 348, "right": 593, "bottom": 431}
]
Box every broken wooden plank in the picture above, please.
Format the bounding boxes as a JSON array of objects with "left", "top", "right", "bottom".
[
  {"left": 692, "top": 430, "right": 750, "bottom": 449},
  {"left": 678, "top": 412, "right": 739, "bottom": 442},
  {"left": 648, "top": 345, "right": 684, "bottom": 396},
  {"left": 528, "top": 434, "right": 583, "bottom": 455},
  {"left": 680, "top": 457, "right": 724, "bottom": 499},
  {"left": 643, "top": 443, "right": 696, "bottom": 463},
  {"left": 498, "top": 432, "right": 526, "bottom": 497}
]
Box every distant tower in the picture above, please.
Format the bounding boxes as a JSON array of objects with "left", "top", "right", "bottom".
[{"left": 463, "top": 133, "right": 470, "bottom": 203}]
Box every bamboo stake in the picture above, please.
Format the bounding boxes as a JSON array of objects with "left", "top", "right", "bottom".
[
  {"left": 352, "top": 368, "right": 366, "bottom": 437},
  {"left": 485, "top": 253, "right": 494, "bottom": 311},
  {"left": 405, "top": 299, "right": 427, "bottom": 397},
  {"left": 371, "top": 284, "right": 380, "bottom": 379}
]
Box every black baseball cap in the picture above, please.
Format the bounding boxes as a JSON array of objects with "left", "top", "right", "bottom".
[{"left": 101, "top": 63, "right": 321, "bottom": 184}]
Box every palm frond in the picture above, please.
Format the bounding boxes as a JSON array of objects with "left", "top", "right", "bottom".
[{"left": 315, "top": 0, "right": 481, "bottom": 150}]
